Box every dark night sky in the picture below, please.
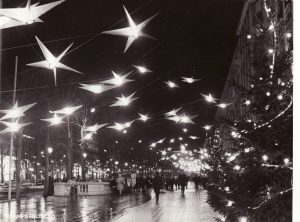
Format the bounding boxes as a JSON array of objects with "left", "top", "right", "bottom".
[{"left": 1, "top": 0, "right": 243, "bottom": 152}]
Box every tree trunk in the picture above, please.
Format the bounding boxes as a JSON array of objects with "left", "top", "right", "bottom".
[
  {"left": 43, "top": 143, "right": 49, "bottom": 197},
  {"left": 80, "top": 127, "right": 86, "bottom": 181},
  {"left": 67, "top": 116, "right": 73, "bottom": 180},
  {"left": 0, "top": 144, "right": 4, "bottom": 183},
  {"left": 16, "top": 132, "right": 23, "bottom": 200}
]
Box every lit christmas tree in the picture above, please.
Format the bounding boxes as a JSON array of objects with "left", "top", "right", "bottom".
[{"left": 204, "top": 2, "right": 293, "bottom": 222}]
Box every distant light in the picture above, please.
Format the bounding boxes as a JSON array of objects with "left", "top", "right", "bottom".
[
  {"left": 138, "top": 113, "right": 150, "bottom": 122},
  {"left": 246, "top": 34, "right": 251, "bottom": 39},
  {"left": 227, "top": 200, "right": 233, "bottom": 207},
  {"left": 238, "top": 217, "right": 248, "bottom": 222},
  {"left": 115, "top": 141, "right": 118, "bottom": 144},
  {"left": 83, "top": 153, "right": 87, "bottom": 158},
  {"left": 268, "top": 49, "right": 274, "bottom": 54},
  {"left": 234, "top": 165, "right": 241, "bottom": 171},
  {"left": 201, "top": 93, "right": 217, "bottom": 103},
  {"left": 245, "top": 100, "right": 251, "bottom": 105},
  {"left": 286, "top": 33, "right": 292, "bottom": 38},
  {"left": 115, "top": 161, "right": 119, "bottom": 165},
  {"left": 123, "top": 130, "right": 127, "bottom": 134},
  {"left": 178, "top": 137, "right": 183, "bottom": 141},
  {"left": 183, "top": 128, "right": 188, "bottom": 133},
  {"left": 162, "top": 150, "right": 167, "bottom": 155},
  {"left": 284, "top": 158, "right": 289, "bottom": 165},
  {"left": 138, "top": 140, "right": 142, "bottom": 143},
  {"left": 224, "top": 187, "right": 230, "bottom": 192},
  {"left": 125, "top": 162, "right": 128, "bottom": 166},
  {"left": 165, "top": 80, "right": 178, "bottom": 88},
  {"left": 262, "top": 155, "right": 268, "bottom": 161},
  {"left": 266, "top": 92, "right": 270, "bottom": 96},
  {"left": 277, "top": 94, "right": 283, "bottom": 100},
  {"left": 244, "top": 148, "right": 250, "bottom": 153},
  {"left": 203, "top": 125, "right": 212, "bottom": 130},
  {"left": 217, "top": 103, "right": 231, "bottom": 109},
  {"left": 90, "top": 108, "right": 95, "bottom": 113},
  {"left": 47, "top": 147, "right": 53, "bottom": 154},
  {"left": 170, "top": 138, "right": 175, "bottom": 143}
]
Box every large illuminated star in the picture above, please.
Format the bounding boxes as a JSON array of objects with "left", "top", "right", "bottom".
[
  {"left": 0, "top": 102, "right": 37, "bottom": 120},
  {"left": 53, "top": 105, "right": 82, "bottom": 115},
  {"left": 201, "top": 93, "right": 217, "bottom": 103},
  {"left": 164, "top": 107, "right": 182, "bottom": 117},
  {"left": 110, "top": 93, "right": 138, "bottom": 107},
  {"left": 0, "top": 119, "right": 32, "bottom": 134},
  {"left": 102, "top": 5, "right": 158, "bottom": 53},
  {"left": 84, "top": 123, "right": 107, "bottom": 133},
  {"left": 79, "top": 83, "right": 116, "bottom": 94},
  {"left": 181, "top": 77, "right": 200, "bottom": 84},
  {"left": 132, "top": 65, "right": 152, "bottom": 74},
  {"left": 165, "top": 81, "right": 179, "bottom": 88},
  {"left": 41, "top": 113, "right": 65, "bottom": 126},
  {"left": 107, "top": 120, "right": 135, "bottom": 131},
  {"left": 100, "top": 71, "right": 133, "bottom": 86},
  {"left": 27, "top": 36, "right": 83, "bottom": 86},
  {"left": 0, "top": 0, "right": 65, "bottom": 29}
]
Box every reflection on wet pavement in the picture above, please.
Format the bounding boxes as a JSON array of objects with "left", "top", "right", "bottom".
[{"left": 0, "top": 187, "right": 219, "bottom": 222}]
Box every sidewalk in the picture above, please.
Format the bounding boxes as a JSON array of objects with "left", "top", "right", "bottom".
[{"left": 112, "top": 187, "right": 220, "bottom": 222}]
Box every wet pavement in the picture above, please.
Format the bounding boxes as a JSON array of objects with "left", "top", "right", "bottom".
[{"left": 0, "top": 185, "right": 220, "bottom": 222}]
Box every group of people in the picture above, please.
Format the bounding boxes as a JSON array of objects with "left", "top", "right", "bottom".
[{"left": 109, "top": 172, "right": 196, "bottom": 203}]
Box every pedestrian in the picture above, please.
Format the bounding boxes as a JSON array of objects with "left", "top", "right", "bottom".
[
  {"left": 194, "top": 175, "right": 200, "bottom": 190},
  {"left": 152, "top": 172, "right": 163, "bottom": 203},
  {"left": 116, "top": 174, "right": 125, "bottom": 195},
  {"left": 109, "top": 176, "right": 118, "bottom": 195},
  {"left": 178, "top": 173, "right": 187, "bottom": 195}
]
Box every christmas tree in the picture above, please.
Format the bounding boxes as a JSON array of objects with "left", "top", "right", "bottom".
[{"left": 204, "top": 2, "right": 293, "bottom": 222}]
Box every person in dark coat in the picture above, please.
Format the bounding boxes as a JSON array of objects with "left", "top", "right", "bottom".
[
  {"left": 178, "top": 173, "right": 187, "bottom": 194},
  {"left": 152, "top": 172, "right": 163, "bottom": 203}
]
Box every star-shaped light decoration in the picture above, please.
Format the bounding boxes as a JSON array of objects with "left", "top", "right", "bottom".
[
  {"left": 100, "top": 71, "right": 133, "bottom": 86},
  {"left": 181, "top": 77, "right": 200, "bottom": 84},
  {"left": 164, "top": 107, "right": 182, "bottom": 117},
  {"left": 157, "top": 138, "right": 165, "bottom": 144},
  {"left": 81, "top": 132, "right": 93, "bottom": 141},
  {"left": 102, "top": 5, "right": 158, "bottom": 53},
  {"left": 201, "top": 93, "right": 217, "bottom": 103},
  {"left": 179, "top": 114, "right": 197, "bottom": 124},
  {"left": 165, "top": 81, "right": 179, "bottom": 88},
  {"left": 132, "top": 65, "right": 152, "bottom": 74},
  {"left": 27, "top": 36, "right": 83, "bottom": 86},
  {"left": 41, "top": 113, "right": 65, "bottom": 126},
  {"left": 138, "top": 113, "right": 150, "bottom": 122},
  {"left": 53, "top": 105, "right": 82, "bottom": 115},
  {"left": 79, "top": 83, "right": 116, "bottom": 94},
  {"left": 84, "top": 123, "right": 107, "bottom": 133},
  {"left": 216, "top": 103, "right": 232, "bottom": 109},
  {"left": 110, "top": 93, "right": 138, "bottom": 107},
  {"left": 0, "top": 102, "right": 37, "bottom": 120},
  {"left": 0, "top": 0, "right": 65, "bottom": 29},
  {"left": 0, "top": 119, "right": 32, "bottom": 134},
  {"left": 107, "top": 120, "right": 135, "bottom": 131}
]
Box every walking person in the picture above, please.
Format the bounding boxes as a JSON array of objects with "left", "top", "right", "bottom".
[
  {"left": 116, "top": 174, "right": 125, "bottom": 195},
  {"left": 178, "top": 173, "right": 187, "bottom": 195},
  {"left": 152, "top": 172, "right": 163, "bottom": 203}
]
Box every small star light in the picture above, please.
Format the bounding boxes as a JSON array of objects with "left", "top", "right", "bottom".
[
  {"left": 268, "top": 49, "right": 274, "bottom": 54},
  {"left": 110, "top": 93, "right": 138, "bottom": 107},
  {"left": 227, "top": 200, "right": 234, "bottom": 207},
  {"left": 244, "top": 148, "right": 250, "bottom": 153},
  {"left": 189, "top": 136, "right": 199, "bottom": 140},
  {"left": 217, "top": 103, "right": 231, "bottom": 109},
  {"left": 161, "top": 150, "right": 167, "bottom": 155},
  {"left": 165, "top": 80, "right": 179, "bottom": 88},
  {"left": 132, "top": 65, "right": 152, "bottom": 74},
  {"left": 286, "top": 33, "right": 292, "bottom": 38},
  {"left": 90, "top": 107, "right": 96, "bottom": 113},
  {"left": 268, "top": 23, "right": 275, "bottom": 30},
  {"left": 54, "top": 105, "right": 82, "bottom": 115},
  {"left": 100, "top": 71, "right": 133, "bottom": 86},
  {"left": 284, "top": 158, "right": 289, "bottom": 165},
  {"left": 277, "top": 94, "right": 283, "bottom": 100},
  {"left": 262, "top": 155, "right": 268, "bottom": 161},
  {"left": 82, "top": 132, "right": 93, "bottom": 141},
  {"left": 84, "top": 123, "right": 107, "bottom": 133},
  {"left": 138, "top": 140, "right": 142, "bottom": 143},
  {"left": 266, "top": 92, "right": 271, "bottom": 96},
  {"left": 164, "top": 107, "right": 182, "bottom": 117},
  {"left": 245, "top": 100, "right": 251, "bottom": 105},
  {"left": 234, "top": 165, "right": 241, "bottom": 170},
  {"left": 179, "top": 137, "right": 183, "bottom": 141},
  {"left": 201, "top": 93, "right": 217, "bottom": 103},
  {"left": 203, "top": 125, "right": 212, "bottom": 130},
  {"left": 247, "top": 34, "right": 252, "bottom": 39},
  {"left": 181, "top": 77, "right": 200, "bottom": 84},
  {"left": 138, "top": 113, "right": 150, "bottom": 122},
  {"left": 183, "top": 128, "right": 188, "bottom": 133},
  {"left": 170, "top": 138, "right": 175, "bottom": 143},
  {"left": 224, "top": 187, "right": 230, "bottom": 192}
]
